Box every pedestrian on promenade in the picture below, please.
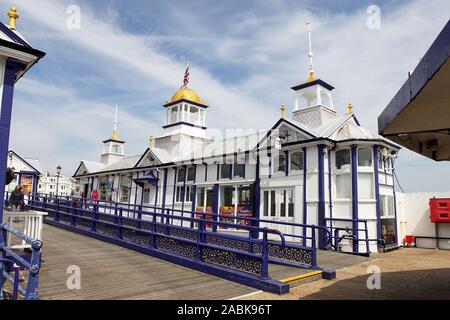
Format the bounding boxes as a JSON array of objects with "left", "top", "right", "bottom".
[{"left": 9, "top": 185, "right": 24, "bottom": 212}]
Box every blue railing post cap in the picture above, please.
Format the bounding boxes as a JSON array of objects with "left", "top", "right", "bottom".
[{"left": 321, "top": 268, "right": 336, "bottom": 280}]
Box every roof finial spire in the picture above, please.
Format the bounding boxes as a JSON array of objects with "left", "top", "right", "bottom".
[
  {"left": 348, "top": 102, "right": 353, "bottom": 114},
  {"left": 149, "top": 135, "right": 153, "bottom": 149},
  {"left": 112, "top": 104, "right": 119, "bottom": 140},
  {"left": 7, "top": 6, "right": 19, "bottom": 30},
  {"left": 306, "top": 22, "right": 316, "bottom": 82},
  {"left": 281, "top": 104, "right": 286, "bottom": 119}
]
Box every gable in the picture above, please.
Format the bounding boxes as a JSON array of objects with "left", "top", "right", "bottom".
[
  {"left": 8, "top": 150, "right": 40, "bottom": 174},
  {"left": 256, "top": 118, "right": 316, "bottom": 150},
  {"left": 74, "top": 162, "right": 89, "bottom": 176},
  {"left": 135, "top": 148, "right": 161, "bottom": 168},
  {"left": 331, "top": 117, "right": 375, "bottom": 141}
]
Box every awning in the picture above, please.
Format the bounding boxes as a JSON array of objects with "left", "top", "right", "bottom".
[
  {"left": 133, "top": 170, "right": 159, "bottom": 187},
  {"left": 378, "top": 20, "right": 450, "bottom": 161}
]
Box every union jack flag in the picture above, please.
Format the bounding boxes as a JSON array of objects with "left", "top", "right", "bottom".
[{"left": 182, "top": 63, "right": 190, "bottom": 88}]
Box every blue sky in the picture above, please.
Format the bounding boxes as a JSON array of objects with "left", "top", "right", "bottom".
[{"left": 3, "top": 0, "right": 450, "bottom": 192}]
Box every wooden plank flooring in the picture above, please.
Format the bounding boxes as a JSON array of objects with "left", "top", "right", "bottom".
[{"left": 33, "top": 223, "right": 370, "bottom": 300}]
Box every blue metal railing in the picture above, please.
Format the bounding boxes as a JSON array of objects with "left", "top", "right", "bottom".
[
  {"left": 324, "top": 217, "right": 373, "bottom": 255},
  {"left": 0, "top": 223, "right": 42, "bottom": 300},
  {"left": 28, "top": 193, "right": 324, "bottom": 277}
]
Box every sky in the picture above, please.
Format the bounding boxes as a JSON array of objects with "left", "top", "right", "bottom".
[{"left": 2, "top": 0, "right": 450, "bottom": 192}]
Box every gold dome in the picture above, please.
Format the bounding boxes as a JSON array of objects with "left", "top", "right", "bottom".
[{"left": 170, "top": 87, "right": 201, "bottom": 104}]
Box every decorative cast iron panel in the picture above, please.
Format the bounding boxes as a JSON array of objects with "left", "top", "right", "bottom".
[
  {"left": 254, "top": 242, "right": 313, "bottom": 266},
  {"left": 201, "top": 247, "right": 262, "bottom": 276},
  {"left": 205, "top": 234, "right": 251, "bottom": 252},
  {"left": 155, "top": 236, "right": 197, "bottom": 258}
]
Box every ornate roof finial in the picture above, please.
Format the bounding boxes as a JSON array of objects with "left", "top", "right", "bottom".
[
  {"left": 281, "top": 104, "right": 286, "bottom": 119},
  {"left": 7, "top": 6, "right": 19, "bottom": 30},
  {"left": 348, "top": 102, "right": 353, "bottom": 114},
  {"left": 306, "top": 22, "right": 316, "bottom": 82},
  {"left": 112, "top": 104, "right": 119, "bottom": 140},
  {"left": 149, "top": 135, "right": 153, "bottom": 149}
]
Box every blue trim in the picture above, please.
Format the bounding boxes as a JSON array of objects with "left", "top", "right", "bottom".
[
  {"left": 251, "top": 154, "right": 261, "bottom": 239},
  {"left": 133, "top": 172, "right": 140, "bottom": 204},
  {"left": 154, "top": 170, "right": 159, "bottom": 207},
  {"left": 291, "top": 79, "right": 335, "bottom": 91},
  {"left": 0, "top": 60, "right": 20, "bottom": 223},
  {"left": 171, "top": 168, "right": 177, "bottom": 222},
  {"left": 204, "top": 163, "right": 208, "bottom": 181},
  {"left": 161, "top": 168, "right": 168, "bottom": 223},
  {"left": 216, "top": 163, "right": 220, "bottom": 180},
  {"left": 327, "top": 149, "right": 333, "bottom": 232},
  {"left": 0, "top": 23, "right": 31, "bottom": 48},
  {"left": 351, "top": 146, "right": 359, "bottom": 253},
  {"left": 163, "top": 99, "right": 209, "bottom": 109},
  {"left": 162, "top": 121, "right": 207, "bottom": 130},
  {"left": 317, "top": 145, "right": 326, "bottom": 250},
  {"left": 302, "top": 147, "right": 307, "bottom": 242},
  {"left": 181, "top": 165, "right": 187, "bottom": 212},
  {"left": 190, "top": 185, "right": 197, "bottom": 229},
  {"left": 373, "top": 146, "right": 382, "bottom": 244},
  {"left": 212, "top": 184, "right": 219, "bottom": 233},
  {"left": 284, "top": 150, "right": 289, "bottom": 176},
  {"left": 268, "top": 151, "right": 272, "bottom": 179}
]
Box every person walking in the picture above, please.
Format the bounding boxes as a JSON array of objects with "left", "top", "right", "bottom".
[{"left": 9, "top": 185, "right": 24, "bottom": 212}]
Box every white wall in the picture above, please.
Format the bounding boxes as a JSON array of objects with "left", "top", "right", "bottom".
[{"left": 397, "top": 191, "right": 450, "bottom": 249}]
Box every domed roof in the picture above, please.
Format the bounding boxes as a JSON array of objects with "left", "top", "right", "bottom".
[{"left": 170, "top": 87, "right": 202, "bottom": 104}]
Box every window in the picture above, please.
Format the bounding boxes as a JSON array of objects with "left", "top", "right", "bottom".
[
  {"left": 187, "top": 167, "right": 195, "bottom": 181},
  {"left": 220, "top": 163, "right": 232, "bottom": 179},
  {"left": 358, "top": 172, "right": 374, "bottom": 199},
  {"left": 378, "top": 150, "right": 384, "bottom": 170},
  {"left": 234, "top": 164, "right": 245, "bottom": 178},
  {"left": 262, "top": 188, "right": 294, "bottom": 218},
  {"left": 273, "top": 152, "right": 286, "bottom": 174},
  {"left": 177, "top": 168, "right": 186, "bottom": 183},
  {"left": 380, "top": 195, "right": 395, "bottom": 217},
  {"left": 143, "top": 188, "right": 150, "bottom": 203},
  {"left": 336, "top": 174, "right": 351, "bottom": 198},
  {"left": 336, "top": 149, "right": 351, "bottom": 170},
  {"left": 176, "top": 186, "right": 183, "bottom": 203},
  {"left": 185, "top": 185, "right": 192, "bottom": 202},
  {"left": 358, "top": 148, "right": 372, "bottom": 167},
  {"left": 290, "top": 151, "right": 304, "bottom": 172}
]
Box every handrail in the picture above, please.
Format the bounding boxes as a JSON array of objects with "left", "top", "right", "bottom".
[{"left": 0, "top": 223, "right": 42, "bottom": 300}]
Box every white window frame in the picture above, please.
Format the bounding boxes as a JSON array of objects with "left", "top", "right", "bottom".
[
  {"left": 262, "top": 188, "right": 295, "bottom": 219},
  {"left": 289, "top": 150, "right": 304, "bottom": 174},
  {"left": 334, "top": 148, "right": 352, "bottom": 200}
]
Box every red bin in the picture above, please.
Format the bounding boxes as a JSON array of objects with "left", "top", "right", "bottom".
[{"left": 429, "top": 198, "right": 450, "bottom": 223}]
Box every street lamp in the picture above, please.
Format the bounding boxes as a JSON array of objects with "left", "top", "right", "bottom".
[{"left": 56, "top": 165, "right": 62, "bottom": 197}]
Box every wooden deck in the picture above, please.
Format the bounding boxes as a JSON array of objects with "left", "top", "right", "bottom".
[{"left": 37, "top": 224, "right": 326, "bottom": 300}]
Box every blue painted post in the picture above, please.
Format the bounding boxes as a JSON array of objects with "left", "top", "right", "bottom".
[
  {"left": 71, "top": 198, "right": 76, "bottom": 226},
  {"left": 284, "top": 150, "right": 289, "bottom": 176},
  {"left": 317, "top": 145, "right": 326, "bottom": 250},
  {"left": 327, "top": 149, "right": 333, "bottom": 237},
  {"left": 351, "top": 146, "right": 359, "bottom": 253},
  {"left": 0, "top": 60, "right": 23, "bottom": 223},
  {"left": 302, "top": 147, "right": 308, "bottom": 244},
  {"left": 212, "top": 184, "right": 219, "bottom": 233},
  {"left": 311, "top": 225, "right": 317, "bottom": 268},
  {"left": 191, "top": 185, "right": 197, "bottom": 229},
  {"left": 161, "top": 168, "right": 168, "bottom": 224},
  {"left": 392, "top": 159, "right": 400, "bottom": 248},
  {"left": 373, "top": 145, "right": 382, "bottom": 246},
  {"left": 261, "top": 228, "right": 269, "bottom": 279},
  {"left": 24, "top": 240, "right": 42, "bottom": 300},
  {"left": 116, "top": 207, "right": 123, "bottom": 239},
  {"left": 150, "top": 212, "right": 157, "bottom": 249}
]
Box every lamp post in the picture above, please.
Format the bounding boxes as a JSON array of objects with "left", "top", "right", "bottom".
[{"left": 56, "top": 165, "right": 62, "bottom": 196}]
